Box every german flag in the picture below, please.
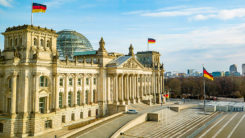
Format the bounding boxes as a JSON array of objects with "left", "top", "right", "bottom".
[
  {"left": 32, "top": 3, "right": 47, "bottom": 13},
  {"left": 203, "top": 67, "right": 213, "bottom": 81},
  {"left": 148, "top": 38, "right": 156, "bottom": 44}
]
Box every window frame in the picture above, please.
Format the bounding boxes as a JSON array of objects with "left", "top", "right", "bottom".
[
  {"left": 59, "top": 78, "right": 64, "bottom": 87},
  {"left": 69, "top": 78, "right": 73, "bottom": 86}
]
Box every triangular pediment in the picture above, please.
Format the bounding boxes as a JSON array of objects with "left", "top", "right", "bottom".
[{"left": 119, "top": 57, "right": 144, "bottom": 69}]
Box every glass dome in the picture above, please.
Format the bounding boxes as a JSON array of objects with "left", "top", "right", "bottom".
[{"left": 57, "top": 30, "right": 93, "bottom": 59}]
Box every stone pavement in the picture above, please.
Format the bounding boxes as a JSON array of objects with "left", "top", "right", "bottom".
[
  {"left": 120, "top": 108, "right": 219, "bottom": 138},
  {"left": 69, "top": 103, "right": 172, "bottom": 138}
]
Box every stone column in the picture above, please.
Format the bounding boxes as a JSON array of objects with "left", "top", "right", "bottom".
[
  {"left": 82, "top": 74, "right": 86, "bottom": 105},
  {"left": 140, "top": 74, "right": 143, "bottom": 99},
  {"left": 54, "top": 73, "right": 59, "bottom": 110},
  {"left": 74, "top": 74, "right": 77, "bottom": 106},
  {"left": 119, "top": 74, "right": 124, "bottom": 104},
  {"left": 90, "top": 75, "right": 94, "bottom": 104},
  {"left": 148, "top": 75, "right": 151, "bottom": 95},
  {"left": 33, "top": 72, "right": 40, "bottom": 113},
  {"left": 113, "top": 74, "right": 118, "bottom": 104},
  {"left": 125, "top": 74, "right": 130, "bottom": 104},
  {"left": 10, "top": 71, "right": 17, "bottom": 116},
  {"left": 136, "top": 74, "right": 139, "bottom": 102}
]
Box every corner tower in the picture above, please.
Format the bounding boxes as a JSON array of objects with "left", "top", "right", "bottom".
[{"left": 1, "top": 25, "right": 58, "bottom": 63}]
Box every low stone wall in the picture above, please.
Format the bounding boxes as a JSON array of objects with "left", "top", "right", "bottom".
[
  {"left": 60, "top": 112, "right": 124, "bottom": 138},
  {"left": 111, "top": 111, "right": 162, "bottom": 138},
  {"left": 110, "top": 113, "right": 148, "bottom": 138},
  {"left": 170, "top": 104, "right": 198, "bottom": 112}
]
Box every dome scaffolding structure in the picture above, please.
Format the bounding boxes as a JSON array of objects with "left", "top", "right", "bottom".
[{"left": 57, "top": 29, "right": 93, "bottom": 59}]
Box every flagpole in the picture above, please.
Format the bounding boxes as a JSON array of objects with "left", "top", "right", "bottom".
[
  {"left": 202, "top": 64, "right": 206, "bottom": 114},
  {"left": 31, "top": 0, "right": 33, "bottom": 25},
  {"left": 147, "top": 39, "right": 149, "bottom": 51},
  {"left": 204, "top": 79, "right": 206, "bottom": 114}
]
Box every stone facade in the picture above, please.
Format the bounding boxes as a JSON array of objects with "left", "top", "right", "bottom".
[{"left": 0, "top": 25, "right": 164, "bottom": 137}]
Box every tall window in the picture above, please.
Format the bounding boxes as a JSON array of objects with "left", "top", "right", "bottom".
[
  {"left": 59, "top": 78, "right": 63, "bottom": 87},
  {"left": 40, "top": 39, "right": 44, "bottom": 46},
  {"left": 47, "top": 40, "right": 50, "bottom": 48},
  {"left": 93, "top": 78, "right": 96, "bottom": 85},
  {"left": 8, "top": 78, "right": 12, "bottom": 89},
  {"left": 0, "top": 123, "right": 3, "bottom": 133},
  {"left": 34, "top": 38, "right": 37, "bottom": 46},
  {"left": 59, "top": 92, "right": 63, "bottom": 108},
  {"left": 77, "top": 91, "right": 80, "bottom": 105},
  {"left": 85, "top": 90, "right": 89, "bottom": 104},
  {"left": 93, "top": 90, "right": 96, "bottom": 103},
  {"left": 39, "top": 97, "right": 46, "bottom": 113},
  {"left": 78, "top": 78, "right": 81, "bottom": 86},
  {"left": 86, "top": 78, "right": 89, "bottom": 85},
  {"left": 15, "top": 38, "right": 17, "bottom": 46},
  {"left": 19, "top": 38, "right": 22, "bottom": 46},
  {"left": 40, "top": 76, "right": 48, "bottom": 87},
  {"left": 69, "top": 78, "right": 73, "bottom": 86},
  {"left": 68, "top": 92, "right": 72, "bottom": 107},
  {"left": 9, "top": 39, "right": 12, "bottom": 47}
]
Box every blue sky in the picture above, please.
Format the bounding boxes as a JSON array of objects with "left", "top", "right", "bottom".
[{"left": 1, "top": 0, "right": 245, "bottom": 73}]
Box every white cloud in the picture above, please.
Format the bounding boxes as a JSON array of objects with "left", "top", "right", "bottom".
[
  {"left": 142, "top": 7, "right": 215, "bottom": 17},
  {"left": 45, "top": 0, "right": 76, "bottom": 8},
  {"left": 0, "top": 0, "right": 13, "bottom": 7},
  {"left": 193, "top": 8, "right": 245, "bottom": 20},
  {"left": 126, "top": 6, "right": 245, "bottom": 21}
]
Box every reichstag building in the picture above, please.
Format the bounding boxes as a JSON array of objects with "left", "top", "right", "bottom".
[{"left": 0, "top": 25, "right": 164, "bottom": 137}]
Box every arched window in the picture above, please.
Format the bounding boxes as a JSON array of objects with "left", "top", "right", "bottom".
[
  {"left": 47, "top": 40, "right": 50, "bottom": 48},
  {"left": 68, "top": 92, "right": 72, "bottom": 107},
  {"left": 85, "top": 90, "right": 89, "bottom": 104},
  {"left": 40, "top": 39, "right": 44, "bottom": 47},
  {"left": 77, "top": 91, "right": 80, "bottom": 106},
  {"left": 40, "top": 76, "right": 48, "bottom": 87},
  {"left": 34, "top": 38, "right": 37, "bottom": 46},
  {"left": 59, "top": 92, "right": 63, "bottom": 108},
  {"left": 0, "top": 123, "right": 3, "bottom": 133}
]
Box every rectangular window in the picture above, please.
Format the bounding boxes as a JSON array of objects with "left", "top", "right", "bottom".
[
  {"left": 7, "top": 98, "right": 11, "bottom": 114},
  {"left": 93, "top": 90, "right": 96, "bottom": 103},
  {"left": 45, "top": 120, "right": 52, "bottom": 128},
  {"left": 78, "top": 78, "right": 81, "bottom": 86},
  {"left": 69, "top": 78, "right": 73, "bottom": 86},
  {"left": 80, "top": 112, "right": 83, "bottom": 119},
  {"left": 39, "top": 97, "right": 46, "bottom": 113},
  {"left": 77, "top": 91, "right": 80, "bottom": 106},
  {"left": 86, "top": 78, "right": 89, "bottom": 85},
  {"left": 68, "top": 92, "right": 72, "bottom": 107},
  {"left": 8, "top": 79, "right": 12, "bottom": 89},
  {"left": 85, "top": 90, "right": 89, "bottom": 104},
  {"left": 0, "top": 123, "right": 3, "bottom": 133},
  {"left": 59, "top": 93, "right": 63, "bottom": 108},
  {"left": 40, "top": 76, "right": 48, "bottom": 87},
  {"left": 93, "top": 78, "right": 96, "bottom": 85},
  {"left": 40, "top": 76, "right": 44, "bottom": 87},
  {"left": 71, "top": 113, "right": 75, "bottom": 121},
  {"left": 62, "top": 115, "right": 66, "bottom": 123},
  {"left": 59, "top": 78, "right": 63, "bottom": 87}
]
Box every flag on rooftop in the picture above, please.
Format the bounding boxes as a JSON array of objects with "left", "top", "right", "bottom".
[
  {"left": 203, "top": 67, "right": 214, "bottom": 81},
  {"left": 32, "top": 3, "right": 47, "bottom": 13},
  {"left": 148, "top": 38, "right": 156, "bottom": 44}
]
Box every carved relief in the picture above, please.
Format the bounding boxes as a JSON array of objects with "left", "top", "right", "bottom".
[{"left": 122, "top": 59, "right": 139, "bottom": 69}]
